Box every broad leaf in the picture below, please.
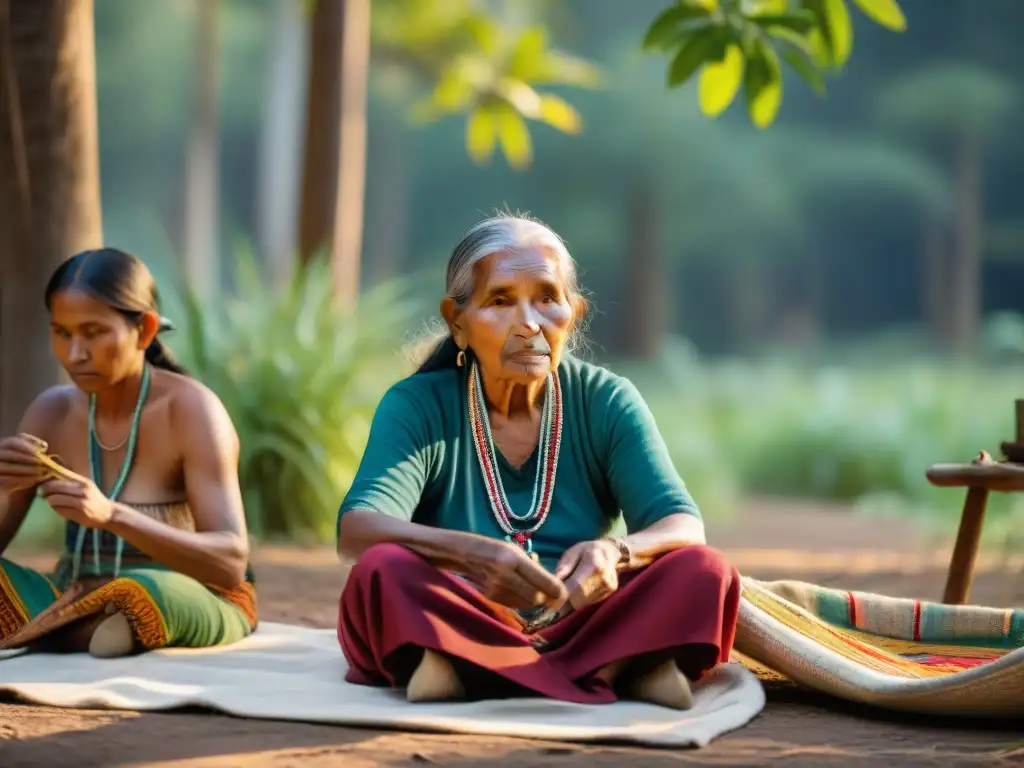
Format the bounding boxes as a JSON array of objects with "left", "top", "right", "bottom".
[
  {"left": 496, "top": 106, "right": 532, "bottom": 169},
  {"left": 466, "top": 105, "right": 497, "bottom": 164},
  {"left": 538, "top": 94, "right": 582, "bottom": 134},
  {"left": 642, "top": 3, "right": 713, "bottom": 51},
  {"left": 462, "top": 12, "right": 500, "bottom": 53},
  {"left": 744, "top": 42, "right": 783, "bottom": 127},
  {"left": 496, "top": 78, "right": 543, "bottom": 118},
  {"left": 668, "top": 26, "right": 730, "bottom": 87},
  {"left": 764, "top": 25, "right": 817, "bottom": 56},
  {"left": 822, "top": 0, "right": 853, "bottom": 66},
  {"left": 700, "top": 44, "right": 745, "bottom": 116},
  {"left": 850, "top": 0, "right": 906, "bottom": 31},
  {"left": 431, "top": 68, "right": 474, "bottom": 111},
  {"left": 781, "top": 47, "right": 825, "bottom": 95},
  {"left": 750, "top": 10, "right": 817, "bottom": 34},
  {"left": 507, "top": 26, "right": 548, "bottom": 80}
]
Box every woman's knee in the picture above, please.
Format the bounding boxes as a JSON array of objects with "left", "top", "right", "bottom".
[
  {"left": 653, "top": 545, "right": 737, "bottom": 581},
  {"left": 345, "top": 543, "right": 427, "bottom": 591}
]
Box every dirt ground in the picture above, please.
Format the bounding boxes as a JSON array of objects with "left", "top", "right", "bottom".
[{"left": 2, "top": 499, "right": 1023, "bottom": 767}]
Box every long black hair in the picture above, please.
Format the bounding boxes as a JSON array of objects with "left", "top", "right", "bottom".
[{"left": 44, "top": 248, "right": 189, "bottom": 376}]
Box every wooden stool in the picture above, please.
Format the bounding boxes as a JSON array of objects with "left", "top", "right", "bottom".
[{"left": 926, "top": 454, "right": 1024, "bottom": 604}]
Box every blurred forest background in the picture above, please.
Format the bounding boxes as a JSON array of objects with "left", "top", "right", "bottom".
[{"left": 4, "top": 0, "right": 1024, "bottom": 550}]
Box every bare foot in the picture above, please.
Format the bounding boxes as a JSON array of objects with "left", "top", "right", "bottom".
[
  {"left": 406, "top": 649, "right": 466, "bottom": 703},
  {"left": 594, "top": 658, "right": 627, "bottom": 687},
  {"left": 88, "top": 610, "right": 135, "bottom": 658},
  {"left": 629, "top": 658, "right": 694, "bottom": 710}
]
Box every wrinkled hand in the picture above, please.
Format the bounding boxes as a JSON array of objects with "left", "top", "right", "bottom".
[
  {"left": 554, "top": 539, "right": 622, "bottom": 610},
  {"left": 462, "top": 538, "right": 567, "bottom": 611},
  {"left": 0, "top": 434, "right": 48, "bottom": 493},
  {"left": 39, "top": 475, "right": 114, "bottom": 529}
]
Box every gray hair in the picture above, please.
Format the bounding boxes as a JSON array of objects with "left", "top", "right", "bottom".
[{"left": 412, "top": 213, "right": 588, "bottom": 373}]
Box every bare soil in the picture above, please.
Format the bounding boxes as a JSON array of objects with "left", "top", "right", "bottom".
[{"left": 2, "top": 499, "right": 1023, "bottom": 767}]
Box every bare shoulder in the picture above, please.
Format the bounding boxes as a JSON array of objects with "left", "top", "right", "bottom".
[
  {"left": 17, "top": 385, "right": 78, "bottom": 440},
  {"left": 161, "top": 373, "right": 239, "bottom": 452}
]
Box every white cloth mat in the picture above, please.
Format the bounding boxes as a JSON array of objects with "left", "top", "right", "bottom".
[{"left": 0, "top": 621, "right": 764, "bottom": 748}]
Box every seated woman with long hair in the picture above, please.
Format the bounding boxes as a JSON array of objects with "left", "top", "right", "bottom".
[
  {"left": 0, "top": 248, "right": 256, "bottom": 657},
  {"left": 337, "top": 214, "right": 739, "bottom": 708}
]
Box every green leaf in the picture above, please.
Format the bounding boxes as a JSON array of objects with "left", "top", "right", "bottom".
[
  {"left": 466, "top": 105, "right": 497, "bottom": 164},
  {"left": 462, "top": 12, "right": 501, "bottom": 53},
  {"left": 507, "top": 26, "right": 547, "bottom": 80},
  {"left": 431, "top": 68, "right": 475, "bottom": 111},
  {"left": 496, "top": 106, "right": 532, "bottom": 170},
  {"left": 744, "top": 41, "right": 783, "bottom": 128},
  {"left": 781, "top": 47, "right": 826, "bottom": 95},
  {"left": 537, "top": 94, "right": 582, "bottom": 134},
  {"left": 825, "top": 0, "right": 853, "bottom": 64},
  {"left": 667, "top": 26, "right": 730, "bottom": 87},
  {"left": 750, "top": 11, "right": 817, "bottom": 35},
  {"left": 809, "top": 0, "right": 853, "bottom": 67},
  {"left": 496, "top": 78, "right": 543, "bottom": 118},
  {"left": 850, "top": 0, "right": 906, "bottom": 31},
  {"left": 699, "top": 43, "right": 745, "bottom": 116},
  {"left": 642, "top": 3, "right": 713, "bottom": 51},
  {"left": 764, "top": 25, "right": 817, "bottom": 56},
  {"left": 806, "top": 27, "right": 831, "bottom": 67}
]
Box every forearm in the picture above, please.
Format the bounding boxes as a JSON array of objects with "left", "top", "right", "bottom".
[
  {"left": 619, "top": 511, "right": 706, "bottom": 570},
  {"left": 338, "top": 509, "right": 484, "bottom": 569},
  {"left": 107, "top": 503, "right": 249, "bottom": 589}
]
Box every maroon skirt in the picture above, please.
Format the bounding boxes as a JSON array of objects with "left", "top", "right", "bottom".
[{"left": 338, "top": 543, "right": 740, "bottom": 704}]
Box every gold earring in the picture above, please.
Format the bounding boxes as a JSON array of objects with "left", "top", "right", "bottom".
[{"left": 456, "top": 349, "right": 466, "bottom": 367}]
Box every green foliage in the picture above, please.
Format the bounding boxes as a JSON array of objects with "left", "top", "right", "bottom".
[
  {"left": 373, "top": 0, "right": 599, "bottom": 170},
  {"left": 642, "top": 0, "right": 907, "bottom": 127},
  {"left": 874, "top": 61, "right": 1019, "bottom": 143},
  {"left": 171, "top": 250, "right": 425, "bottom": 542},
  {"left": 622, "top": 336, "right": 1024, "bottom": 547}
]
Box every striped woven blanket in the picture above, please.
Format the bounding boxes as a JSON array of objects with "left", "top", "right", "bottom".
[{"left": 733, "top": 577, "right": 1024, "bottom": 717}]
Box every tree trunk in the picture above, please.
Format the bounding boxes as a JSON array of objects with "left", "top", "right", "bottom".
[
  {"left": 364, "top": 106, "right": 409, "bottom": 285},
  {"left": 728, "top": 259, "right": 771, "bottom": 353},
  {"left": 182, "top": 0, "right": 220, "bottom": 297},
  {"left": 948, "top": 135, "right": 983, "bottom": 355},
  {"left": 257, "top": 0, "right": 307, "bottom": 291},
  {"left": 297, "top": 0, "right": 371, "bottom": 309},
  {"left": 0, "top": 0, "right": 103, "bottom": 436},
  {"left": 921, "top": 213, "right": 950, "bottom": 347},
  {"left": 620, "top": 174, "right": 663, "bottom": 359}
]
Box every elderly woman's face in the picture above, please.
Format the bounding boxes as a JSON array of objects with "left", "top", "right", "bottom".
[{"left": 452, "top": 248, "right": 576, "bottom": 383}]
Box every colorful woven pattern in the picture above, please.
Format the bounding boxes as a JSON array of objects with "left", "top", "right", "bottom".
[
  {"left": 734, "top": 577, "right": 1024, "bottom": 717},
  {"left": 0, "top": 558, "right": 257, "bottom": 652}
]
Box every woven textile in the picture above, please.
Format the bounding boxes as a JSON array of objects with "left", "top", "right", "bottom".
[
  {"left": 0, "top": 558, "right": 257, "bottom": 651},
  {"left": 734, "top": 577, "right": 1024, "bottom": 717}
]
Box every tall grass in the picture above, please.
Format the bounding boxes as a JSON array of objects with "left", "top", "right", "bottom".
[{"left": 173, "top": 253, "right": 426, "bottom": 542}]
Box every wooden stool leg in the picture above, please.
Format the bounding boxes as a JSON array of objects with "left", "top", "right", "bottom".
[{"left": 942, "top": 486, "right": 989, "bottom": 604}]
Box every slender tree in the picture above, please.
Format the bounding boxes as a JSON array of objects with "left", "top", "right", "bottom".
[{"left": 0, "top": 0, "right": 103, "bottom": 435}]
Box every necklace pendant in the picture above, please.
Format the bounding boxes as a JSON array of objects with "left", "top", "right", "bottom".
[{"left": 505, "top": 531, "right": 533, "bottom": 554}]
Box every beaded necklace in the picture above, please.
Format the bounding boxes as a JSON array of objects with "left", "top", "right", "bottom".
[
  {"left": 69, "top": 364, "right": 151, "bottom": 583},
  {"left": 467, "top": 360, "right": 563, "bottom": 555}
]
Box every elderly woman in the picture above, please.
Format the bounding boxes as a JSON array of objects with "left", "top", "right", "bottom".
[
  {"left": 337, "top": 215, "right": 739, "bottom": 708},
  {"left": 0, "top": 248, "right": 256, "bottom": 657}
]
